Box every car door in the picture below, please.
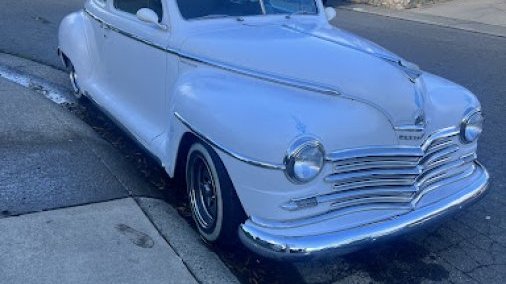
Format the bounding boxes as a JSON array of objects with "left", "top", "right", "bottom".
[
  {"left": 82, "top": 0, "right": 111, "bottom": 103},
  {"left": 100, "top": 0, "right": 173, "bottom": 148}
]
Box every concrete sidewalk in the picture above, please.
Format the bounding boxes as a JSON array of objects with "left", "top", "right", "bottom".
[
  {"left": 0, "top": 54, "right": 238, "bottom": 283},
  {"left": 0, "top": 198, "right": 196, "bottom": 284},
  {"left": 412, "top": 0, "right": 506, "bottom": 28},
  {"left": 332, "top": 0, "right": 506, "bottom": 37}
]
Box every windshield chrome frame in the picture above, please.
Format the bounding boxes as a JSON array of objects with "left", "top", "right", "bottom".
[{"left": 176, "top": 0, "right": 320, "bottom": 21}]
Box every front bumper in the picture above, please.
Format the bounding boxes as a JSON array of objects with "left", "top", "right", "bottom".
[{"left": 239, "top": 162, "right": 490, "bottom": 260}]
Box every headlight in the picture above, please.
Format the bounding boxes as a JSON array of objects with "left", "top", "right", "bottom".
[
  {"left": 460, "top": 110, "right": 484, "bottom": 144},
  {"left": 285, "top": 138, "right": 325, "bottom": 184}
]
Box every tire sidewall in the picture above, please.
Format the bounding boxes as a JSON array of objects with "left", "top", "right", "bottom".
[{"left": 186, "top": 143, "right": 224, "bottom": 242}]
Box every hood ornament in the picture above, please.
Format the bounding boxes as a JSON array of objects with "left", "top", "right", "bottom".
[
  {"left": 398, "top": 60, "right": 422, "bottom": 82},
  {"left": 415, "top": 111, "right": 426, "bottom": 128}
]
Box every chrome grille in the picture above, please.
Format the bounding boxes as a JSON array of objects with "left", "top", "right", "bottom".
[{"left": 282, "top": 127, "right": 478, "bottom": 212}]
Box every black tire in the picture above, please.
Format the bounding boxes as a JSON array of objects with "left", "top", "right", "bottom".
[{"left": 185, "top": 141, "right": 246, "bottom": 245}]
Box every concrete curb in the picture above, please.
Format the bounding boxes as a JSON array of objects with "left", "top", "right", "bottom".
[
  {"left": 334, "top": 3, "right": 506, "bottom": 38},
  {"left": 0, "top": 52, "right": 76, "bottom": 105}
]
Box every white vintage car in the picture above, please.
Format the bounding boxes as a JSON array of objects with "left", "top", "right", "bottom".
[{"left": 59, "top": 0, "right": 489, "bottom": 259}]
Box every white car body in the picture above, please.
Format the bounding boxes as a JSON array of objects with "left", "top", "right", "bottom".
[{"left": 59, "top": 0, "right": 489, "bottom": 258}]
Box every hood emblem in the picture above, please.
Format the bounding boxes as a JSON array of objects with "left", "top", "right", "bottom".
[{"left": 396, "top": 112, "right": 426, "bottom": 141}]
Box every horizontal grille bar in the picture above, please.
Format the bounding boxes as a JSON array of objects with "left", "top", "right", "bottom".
[
  {"left": 327, "top": 147, "right": 424, "bottom": 162},
  {"left": 325, "top": 167, "right": 422, "bottom": 185}
]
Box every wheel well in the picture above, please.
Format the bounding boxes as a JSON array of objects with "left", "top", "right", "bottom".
[
  {"left": 177, "top": 131, "right": 248, "bottom": 242},
  {"left": 174, "top": 132, "right": 199, "bottom": 186},
  {"left": 58, "top": 49, "right": 71, "bottom": 70}
]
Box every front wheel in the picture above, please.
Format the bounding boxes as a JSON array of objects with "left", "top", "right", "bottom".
[{"left": 186, "top": 141, "right": 246, "bottom": 245}]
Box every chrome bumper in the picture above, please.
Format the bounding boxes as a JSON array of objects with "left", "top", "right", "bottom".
[{"left": 239, "top": 163, "right": 490, "bottom": 260}]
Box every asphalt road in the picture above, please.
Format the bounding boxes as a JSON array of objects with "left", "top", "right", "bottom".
[{"left": 1, "top": 0, "right": 505, "bottom": 283}]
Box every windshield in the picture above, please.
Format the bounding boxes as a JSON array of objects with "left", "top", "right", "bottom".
[{"left": 177, "top": 0, "right": 318, "bottom": 20}]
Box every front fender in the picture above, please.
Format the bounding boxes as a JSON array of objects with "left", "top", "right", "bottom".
[
  {"left": 170, "top": 64, "right": 397, "bottom": 170},
  {"left": 422, "top": 73, "right": 481, "bottom": 131},
  {"left": 58, "top": 10, "right": 92, "bottom": 79}
]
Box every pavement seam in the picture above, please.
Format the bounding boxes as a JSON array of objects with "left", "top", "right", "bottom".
[
  {"left": 0, "top": 196, "right": 130, "bottom": 220},
  {"left": 438, "top": 256, "right": 481, "bottom": 283},
  {"left": 132, "top": 197, "right": 204, "bottom": 284}
]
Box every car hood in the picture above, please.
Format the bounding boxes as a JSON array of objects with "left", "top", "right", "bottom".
[{"left": 180, "top": 21, "right": 426, "bottom": 129}]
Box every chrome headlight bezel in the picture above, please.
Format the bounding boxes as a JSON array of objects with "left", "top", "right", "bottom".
[
  {"left": 460, "top": 110, "right": 484, "bottom": 144},
  {"left": 284, "top": 137, "right": 325, "bottom": 184}
]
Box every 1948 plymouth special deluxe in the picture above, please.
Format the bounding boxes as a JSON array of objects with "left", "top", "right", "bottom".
[{"left": 58, "top": 0, "right": 489, "bottom": 259}]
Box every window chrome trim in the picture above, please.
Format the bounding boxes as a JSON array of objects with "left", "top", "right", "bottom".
[
  {"left": 174, "top": 112, "right": 286, "bottom": 170},
  {"left": 85, "top": 9, "right": 167, "bottom": 51},
  {"left": 83, "top": 8, "right": 340, "bottom": 97}
]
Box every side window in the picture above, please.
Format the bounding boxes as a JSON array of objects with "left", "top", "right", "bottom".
[{"left": 114, "top": 0, "right": 163, "bottom": 22}]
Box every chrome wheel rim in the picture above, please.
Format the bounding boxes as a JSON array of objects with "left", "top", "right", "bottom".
[
  {"left": 69, "top": 71, "right": 78, "bottom": 92},
  {"left": 189, "top": 155, "right": 217, "bottom": 231},
  {"left": 69, "top": 70, "right": 82, "bottom": 98}
]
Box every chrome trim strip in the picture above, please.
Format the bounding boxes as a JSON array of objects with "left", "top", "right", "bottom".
[
  {"left": 421, "top": 127, "right": 460, "bottom": 151},
  {"left": 324, "top": 128, "right": 459, "bottom": 170},
  {"left": 326, "top": 146, "right": 424, "bottom": 162},
  {"left": 174, "top": 112, "right": 285, "bottom": 170},
  {"left": 333, "top": 159, "right": 419, "bottom": 174},
  {"left": 83, "top": 8, "right": 341, "bottom": 97},
  {"left": 86, "top": 9, "right": 167, "bottom": 52},
  {"left": 178, "top": 52, "right": 341, "bottom": 96},
  {"left": 332, "top": 178, "right": 416, "bottom": 191},
  {"left": 422, "top": 144, "right": 460, "bottom": 167},
  {"left": 325, "top": 167, "right": 422, "bottom": 184},
  {"left": 270, "top": 202, "right": 414, "bottom": 228},
  {"left": 330, "top": 197, "right": 413, "bottom": 210},
  {"left": 394, "top": 125, "right": 425, "bottom": 132},
  {"left": 416, "top": 159, "right": 475, "bottom": 188},
  {"left": 259, "top": 0, "right": 267, "bottom": 14}
]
